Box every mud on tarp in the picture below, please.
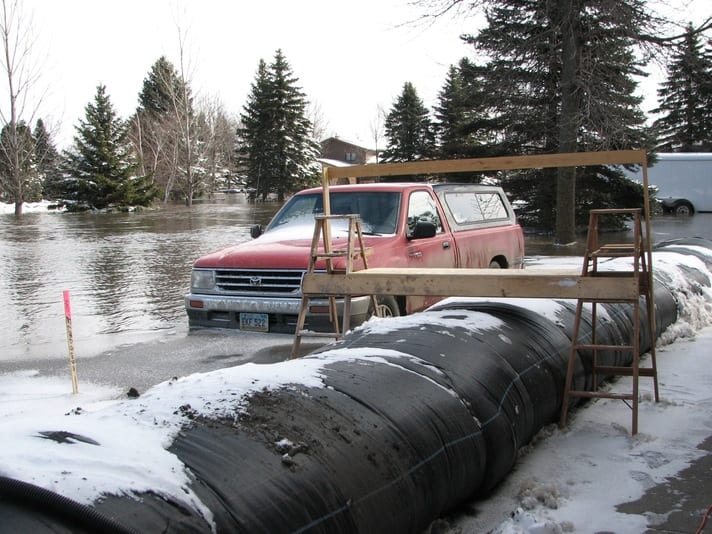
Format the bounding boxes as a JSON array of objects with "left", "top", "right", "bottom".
[{"left": 2, "top": 239, "right": 708, "bottom": 534}]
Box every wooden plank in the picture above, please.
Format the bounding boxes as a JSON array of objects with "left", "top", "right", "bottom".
[
  {"left": 325, "top": 150, "right": 646, "bottom": 180},
  {"left": 301, "top": 268, "right": 641, "bottom": 300}
]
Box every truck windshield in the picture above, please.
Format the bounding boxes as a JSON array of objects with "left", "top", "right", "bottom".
[{"left": 267, "top": 191, "right": 402, "bottom": 235}]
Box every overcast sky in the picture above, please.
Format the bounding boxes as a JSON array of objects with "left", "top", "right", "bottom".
[{"left": 18, "top": 0, "right": 712, "bottom": 150}]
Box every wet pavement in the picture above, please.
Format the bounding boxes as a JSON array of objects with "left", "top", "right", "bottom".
[{"left": 618, "top": 436, "right": 712, "bottom": 533}]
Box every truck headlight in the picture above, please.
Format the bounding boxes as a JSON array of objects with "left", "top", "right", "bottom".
[{"left": 191, "top": 269, "right": 215, "bottom": 290}]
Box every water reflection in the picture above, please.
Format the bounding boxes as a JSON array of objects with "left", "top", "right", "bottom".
[
  {"left": 0, "top": 198, "right": 282, "bottom": 361},
  {"left": 1, "top": 204, "right": 710, "bottom": 362}
]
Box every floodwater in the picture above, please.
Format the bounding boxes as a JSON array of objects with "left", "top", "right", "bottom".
[
  {"left": 525, "top": 213, "right": 712, "bottom": 257},
  {"left": 1, "top": 199, "right": 711, "bottom": 368},
  {"left": 0, "top": 196, "right": 282, "bottom": 362}
]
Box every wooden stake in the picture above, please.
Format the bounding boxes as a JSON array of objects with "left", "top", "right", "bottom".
[{"left": 63, "top": 290, "right": 79, "bottom": 394}]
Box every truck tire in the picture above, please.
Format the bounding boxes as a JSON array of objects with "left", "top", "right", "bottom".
[
  {"left": 673, "top": 200, "right": 694, "bottom": 216},
  {"left": 374, "top": 296, "right": 401, "bottom": 318}
]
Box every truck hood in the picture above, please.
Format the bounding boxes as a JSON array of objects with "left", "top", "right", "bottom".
[{"left": 193, "top": 224, "right": 381, "bottom": 270}]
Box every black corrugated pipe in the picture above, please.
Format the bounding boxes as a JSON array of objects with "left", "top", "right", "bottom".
[{"left": 2, "top": 239, "right": 710, "bottom": 533}]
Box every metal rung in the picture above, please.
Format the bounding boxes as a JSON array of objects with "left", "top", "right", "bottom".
[
  {"left": 313, "top": 250, "right": 365, "bottom": 259},
  {"left": 566, "top": 391, "right": 635, "bottom": 401},
  {"left": 594, "top": 366, "right": 657, "bottom": 377},
  {"left": 582, "top": 271, "right": 638, "bottom": 278},
  {"left": 592, "top": 249, "right": 637, "bottom": 258},
  {"left": 575, "top": 344, "right": 635, "bottom": 352},
  {"left": 296, "top": 330, "right": 343, "bottom": 339}
]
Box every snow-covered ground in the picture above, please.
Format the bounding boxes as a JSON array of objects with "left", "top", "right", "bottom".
[{"left": 453, "top": 325, "right": 712, "bottom": 533}]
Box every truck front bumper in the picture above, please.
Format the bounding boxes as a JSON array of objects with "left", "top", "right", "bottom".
[{"left": 185, "top": 293, "right": 372, "bottom": 333}]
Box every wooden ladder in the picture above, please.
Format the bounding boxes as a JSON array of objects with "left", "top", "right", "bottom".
[
  {"left": 290, "top": 214, "right": 379, "bottom": 359},
  {"left": 559, "top": 208, "right": 659, "bottom": 435}
]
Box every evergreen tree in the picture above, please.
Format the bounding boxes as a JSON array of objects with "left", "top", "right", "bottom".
[
  {"left": 137, "top": 56, "right": 185, "bottom": 116},
  {"left": 433, "top": 59, "right": 500, "bottom": 180},
  {"left": 237, "top": 50, "right": 320, "bottom": 201},
  {"left": 130, "top": 56, "right": 192, "bottom": 201},
  {"left": 237, "top": 59, "right": 272, "bottom": 199},
  {"left": 458, "top": 0, "right": 651, "bottom": 233},
  {"left": 434, "top": 64, "right": 470, "bottom": 159},
  {"left": 64, "top": 85, "right": 156, "bottom": 209},
  {"left": 33, "top": 119, "right": 63, "bottom": 200},
  {"left": 381, "top": 81, "right": 436, "bottom": 164},
  {"left": 652, "top": 25, "right": 712, "bottom": 152}
]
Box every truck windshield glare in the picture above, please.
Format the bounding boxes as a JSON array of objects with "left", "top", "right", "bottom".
[{"left": 268, "top": 192, "right": 402, "bottom": 235}]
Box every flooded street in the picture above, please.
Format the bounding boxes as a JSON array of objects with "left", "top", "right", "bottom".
[
  {"left": 1, "top": 199, "right": 711, "bottom": 392},
  {"left": 0, "top": 198, "right": 286, "bottom": 387}
]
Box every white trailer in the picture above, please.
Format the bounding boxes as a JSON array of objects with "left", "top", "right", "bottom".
[{"left": 624, "top": 152, "right": 712, "bottom": 215}]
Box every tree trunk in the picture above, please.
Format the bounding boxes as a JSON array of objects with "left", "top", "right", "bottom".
[{"left": 555, "top": 0, "right": 579, "bottom": 245}]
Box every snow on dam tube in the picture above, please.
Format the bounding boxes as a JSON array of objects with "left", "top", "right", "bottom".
[{"left": 1, "top": 239, "right": 711, "bottom": 533}]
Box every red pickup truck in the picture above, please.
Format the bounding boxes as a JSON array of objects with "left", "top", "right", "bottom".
[{"left": 186, "top": 182, "right": 524, "bottom": 333}]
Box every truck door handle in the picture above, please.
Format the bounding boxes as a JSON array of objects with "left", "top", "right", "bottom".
[
  {"left": 443, "top": 241, "right": 451, "bottom": 249},
  {"left": 408, "top": 251, "right": 423, "bottom": 258}
]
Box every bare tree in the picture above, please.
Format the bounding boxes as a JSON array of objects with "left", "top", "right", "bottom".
[
  {"left": 195, "top": 94, "right": 239, "bottom": 194},
  {"left": 0, "top": 0, "right": 44, "bottom": 215},
  {"left": 308, "top": 100, "right": 329, "bottom": 142},
  {"left": 369, "top": 104, "right": 387, "bottom": 163},
  {"left": 171, "top": 23, "right": 201, "bottom": 206}
]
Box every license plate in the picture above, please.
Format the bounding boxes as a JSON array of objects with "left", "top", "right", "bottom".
[{"left": 239, "top": 312, "right": 269, "bottom": 332}]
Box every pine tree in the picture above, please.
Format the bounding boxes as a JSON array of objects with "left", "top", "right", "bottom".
[
  {"left": 653, "top": 25, "right": 712, "bottom": 152},
  {"left": 459, "top": 0, "right": 650, "bottom": 233},
  {"left": 238, "top": 59, "right": 272, "bottom": 199},
  {"left": 33, "top": 119, "right": 63, "bottom": 200},
  {"left": 381, "top": 81, "right": 436, "bottom": 165},
  {"left": 65, "top": 85, "right": 155, "bottom": 210},
  {"left": 434, "top": 64, "right": 469, "bottom": 159},
  {"left": 130, "top": 56, "right": 197, "bottom": 202},
  {"left": 137, "top": 56, "right": 185, "bottom": 116},
  {"left": 237, "top": 50, "right": 320, "bottom": 201},
  {"left": 269, "top": 50, "right": 321, "bottom": 199},
  {"left": 433, "top": 59, "right": 500, "bottom": 180}
]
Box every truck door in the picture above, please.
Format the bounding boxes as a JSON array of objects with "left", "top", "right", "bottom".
[{"left": 404, "top": 190, "right": 457, "bottom": 311}]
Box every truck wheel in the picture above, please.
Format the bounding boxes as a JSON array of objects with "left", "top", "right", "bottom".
[
  {"left": 673, "top": 201, "right": 694, "bottom": 216},
  {"left": 374, "top": 296, "right": 400, "bottom": 318}
]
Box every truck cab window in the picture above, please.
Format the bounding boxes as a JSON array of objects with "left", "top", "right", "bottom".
[{"left": 407, "top": 191, "right": 442, "bottom": 235}]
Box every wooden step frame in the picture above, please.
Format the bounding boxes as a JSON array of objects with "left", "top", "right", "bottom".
[
  {"left": 559, "top": 209, "right": 658, "bottom": 435},
  {"left": 290, "top": 214, "right": 379, "bottom": 359}
]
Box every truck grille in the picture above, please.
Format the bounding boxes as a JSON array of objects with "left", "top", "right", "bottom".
[{"left": 215, "top": 269, "right": 305, "bottom": 294}]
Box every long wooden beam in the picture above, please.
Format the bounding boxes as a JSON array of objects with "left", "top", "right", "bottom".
[
  {"left": 301, "top": 268, "right": 641, "bottom": 301},
  {"left": 325, "top": 149, "right": 646, "bottom": 180}
]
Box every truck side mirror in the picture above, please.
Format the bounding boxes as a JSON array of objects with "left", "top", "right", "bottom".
[
  {"left": 408, "top": 220, "right": 437, "bottom": 240},
  {"left": 250, "top": 224, "right": 262, "bottom": 239}
]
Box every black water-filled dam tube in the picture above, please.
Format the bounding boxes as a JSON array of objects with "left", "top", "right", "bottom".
[{"left": 2, "top": 239, "right": 711, "bottom": 533}]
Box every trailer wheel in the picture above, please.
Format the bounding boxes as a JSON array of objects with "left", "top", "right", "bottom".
[{"left": 673, "top": 200, "right": 694, "bottom": 216}]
